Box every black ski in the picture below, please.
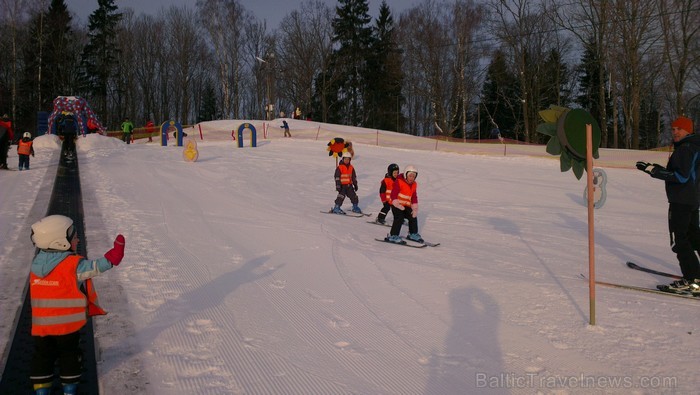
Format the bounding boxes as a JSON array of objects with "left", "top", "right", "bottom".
[
  {"left": 579, "top": 274, "right": 698, "bottom": 300},
  {"left": 375, "top": 238, "right": 427, "bottom": 248},
  {"left": 626, "top": 261, "right": 682, "bottom": 279},
  {"left": 321, "top": 210, "right": 371, "bottom": 218},
  {"left": 367, "top": 219, "right": 412, "bottom": 228}
]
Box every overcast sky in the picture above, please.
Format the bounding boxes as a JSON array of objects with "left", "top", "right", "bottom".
[{"left": 64, "top": 0, "right": 417, "bottom": 29}]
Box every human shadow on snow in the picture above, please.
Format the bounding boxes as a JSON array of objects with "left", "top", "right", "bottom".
[{"left": 423, "top": 287, "right": 509, "bottom": 395}]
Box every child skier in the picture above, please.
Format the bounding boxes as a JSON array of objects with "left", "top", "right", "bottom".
[
  {"left": 376, "top": 163, "right": 399, "bottom": 224},
  {"left": 332, "top": 151, "right": 362, "bottom": 214},
  {"left": 17, "top": 132, "right": 35, "bottom": 170},
  {"left": 29, "top": 215, "right": 125, "bottom": 395},
  {"left": 386, "top": 165, "right": 422, "bottom": 243},
  {"left": 280, "top": 120, "right": 291, "bottom": 137}
]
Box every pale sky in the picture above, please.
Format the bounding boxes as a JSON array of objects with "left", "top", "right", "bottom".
[{"left": 64, "top": 0, "right": 417, "bottom": 29}]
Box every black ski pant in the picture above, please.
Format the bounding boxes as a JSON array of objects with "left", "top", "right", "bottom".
[
  {"left": 0, "top": 131, "right": 8, "bottom": 166},
  {"left": 390, "top": 205, "right": 418, "bottom": 236},
  {"left": 31, "top": 331, "right": 82, "bottom": 387},
  {"left": 377, "top": 202, "right": 391, "bottom": 222},
  {"left": 668, "top": 203, "right": 700, "bottom": 280},
  {"left": 334, "top": 184, "right": 358, "bottom": 207}
]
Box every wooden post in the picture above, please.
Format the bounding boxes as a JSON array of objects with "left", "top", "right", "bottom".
[{"left": 586, "top": 123, "right": 596, "bottom": 325}]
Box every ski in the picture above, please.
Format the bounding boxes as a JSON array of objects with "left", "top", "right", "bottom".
[
  {"left": 375, "top": 238, "right": 427, "bottom": 248},
  {"left": 321, "top": 210, "right": 370, "bottom": 218},
  {"left": 366, "top": 219, "right": 410, "bottom": 227},
  {"left": 579, "top": 274, "right": 699, "bottom": 300},
  {"left": 421, "top": 241, "right": 440, "bottom": 247},
  {"left": 626, "top": 261, "right": 682, "bottom": 280}
]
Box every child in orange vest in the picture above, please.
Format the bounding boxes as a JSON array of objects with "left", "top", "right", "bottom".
[
  {"left": 386, "top": 165, "right": 422, "bottom": 243},
  {"left": 332, "top": 151, "right": 361, "bottom": 214},
  {"left": 17, "top": 132, "right": 35, "bottom": 170},
  {"left": 29, "top": 215, "right": 125, "bottom": 395},
  {"left": 376, "top": 163, "right": 399, "bottom": 224}
]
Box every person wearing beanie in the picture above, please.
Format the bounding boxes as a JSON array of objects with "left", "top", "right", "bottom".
[{"left": 636, "top": 116, "right": 700, "bottom": 294}]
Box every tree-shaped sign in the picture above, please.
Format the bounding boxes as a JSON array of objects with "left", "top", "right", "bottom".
[{"left": 536, "top": 105, "right": 601, "bottom": 179}]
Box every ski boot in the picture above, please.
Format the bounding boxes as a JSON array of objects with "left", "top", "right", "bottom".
[
  {"left": 33, "top": 383, "right": 51, "bottom": 395},
  {"left": 659, "top": 278, "right": 691, "bottom": 293},
  {"left": 332, "top": 205, "right": 345, "bottom": 215},
  {"left": 63, "top": 383, "right": 78, "bottom": 395},
  {"left": 406, "top": 233, "right": 424, "bottom": 243},
  {"left": 385, "top": 234, "right": 403, "bottom": 244},
  {"left": 351, "top": 204, "right": 362, "bottom": 214}
]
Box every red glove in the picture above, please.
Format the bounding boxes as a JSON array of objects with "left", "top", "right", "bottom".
[{"left": 104, "top": 234, "right": 125, "bottom": 266}]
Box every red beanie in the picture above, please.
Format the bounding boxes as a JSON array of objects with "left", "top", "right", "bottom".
[{"left": 672, "top": 116, "right": 694, "bottom": 133}]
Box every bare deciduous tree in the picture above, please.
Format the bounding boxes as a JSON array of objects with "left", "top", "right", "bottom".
[
  {"left": 659, "top": 0, "right": 700, "bottom": 117},
  {"left": 197, "top": 0, "right": 246, "bottom": 119},
  {"left": 277, "top": 0, "right": 334, "bottom": 120}
]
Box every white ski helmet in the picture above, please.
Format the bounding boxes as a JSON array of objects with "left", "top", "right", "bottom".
[
  {"left": 23, "top": 132, "right": 31, "bottom": 139},
  {"left": 341, "top": 151, "right": 353, "bottom": 159},
  {"left": 404, "top": 165, "right": 418, "bottom": 179},
  {"left": 31, "top": 215, "right": 75, "bottom": 251}
]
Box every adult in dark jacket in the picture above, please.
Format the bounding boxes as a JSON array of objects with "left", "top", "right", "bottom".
[
  {"left": 0, "top": 114, "right": 14, "bottom": 169},
  {"left": 637, "top": 116, "right": 700, "bottom": 293}
]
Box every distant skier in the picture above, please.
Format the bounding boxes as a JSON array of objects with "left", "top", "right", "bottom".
[
  {"left": 375, "top": 163, "right": 399, "bottom": 224},
  {"left": 280, "top": 120, "right": 291, "bottom": 137},
  {"left": 121, "top": 117, "right": 134, "bottom": 144},
  {"left": 332, "top": 151, "right": 362, "bottom": 214},
  {"left": 17, "top": 132, "right": 35, "bottom": 170},
  {"left": 386, "top": 165, "right": 422, "bottom": 243}
]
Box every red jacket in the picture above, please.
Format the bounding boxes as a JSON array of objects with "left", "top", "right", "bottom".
[{"left": 0, "top": 119, "right": 13, "bottom": 141}]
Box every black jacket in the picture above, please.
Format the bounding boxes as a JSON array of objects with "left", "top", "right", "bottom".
[{"left": 653, "top": 134, "right": 700, "bottom": 205}]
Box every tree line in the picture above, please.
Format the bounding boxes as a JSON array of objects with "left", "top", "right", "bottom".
[{"left": 0, "top": 0, "right": 698, "bottom": 149}]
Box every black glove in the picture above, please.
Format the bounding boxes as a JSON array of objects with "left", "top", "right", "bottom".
[
  {"left": 336, "top": 185, "right": 341, "bottom": 192},
  {"left": 649, "top": 164, "right": 665, "bottom": 176},
  {"left": 636, "top": 161, "right": 651, "bottom": 172},
  {"left": 353, "top": 184, "right": 358, "bottom": 192}
]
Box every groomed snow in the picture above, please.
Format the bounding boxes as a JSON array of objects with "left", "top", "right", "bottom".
[{"left": 1, "top": 120, "right": 696, "bottom": 395}]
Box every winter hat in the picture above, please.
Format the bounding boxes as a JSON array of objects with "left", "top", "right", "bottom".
[{"left": 672, "top": 116, "right": 694, "bottom": 134}]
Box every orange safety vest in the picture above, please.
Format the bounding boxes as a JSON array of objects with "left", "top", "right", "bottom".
[
  {"left": 382, "top": 177, "right": 394, "bottom": 203},
  {"left": 17, "top": 139, "right": 32, "bottom": 155},
  {"left": 30, "top": 255, "right": 105, "bottom": 336},
  {"left": 338, "top": 163, "right": 354, "bottom": 185},
  {"left": 395, "top": 178, "right": 418, "bottom": 207}
]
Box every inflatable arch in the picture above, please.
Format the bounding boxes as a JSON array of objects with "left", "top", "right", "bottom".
[
  {"left": 161, "top": 121, "right": 184, "bottom": 146},
  {"left": 237, "top": 123, "right": 257, "bottom": 147},
  {"left": 46, "top": 96, "right": 104, "bottom": 135}
]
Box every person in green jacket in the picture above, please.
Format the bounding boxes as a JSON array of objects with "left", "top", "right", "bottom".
[{"left": 121, "top": 117, "right": 134, "bottom": 144}]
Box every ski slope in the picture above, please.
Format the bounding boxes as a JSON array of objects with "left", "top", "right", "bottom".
[{"left": 0, "top": 120, "right": 696, "bottom": 394}]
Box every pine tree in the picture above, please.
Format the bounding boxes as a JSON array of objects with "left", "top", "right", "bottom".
[
  {"left": 198, "top": 82, "right": 218, "bottom": 122},
  {"left": 480, "top": 50, "right": 520, "bottom": 140},
  {"left": 44, "top": 0, "right": 79, "bottom": 103},
  {"left": 328, "top": 0, "right": 374, "bottom": 125},
  {"left": 364, "top": 1, "right": 404, "bottom": 132},
  {"left": 575, "top": 41, "right": 612, "bottom": 145},
  {"left": 79, "top": 0, "right": 122, "bottom": 116}
]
